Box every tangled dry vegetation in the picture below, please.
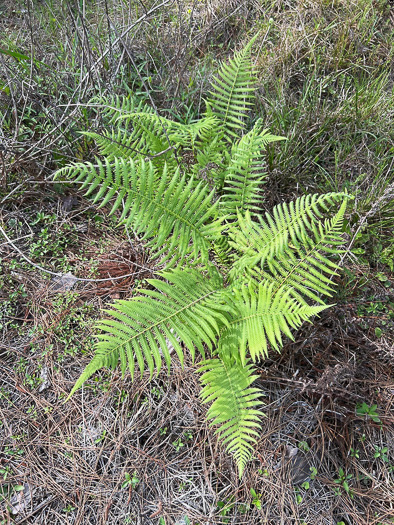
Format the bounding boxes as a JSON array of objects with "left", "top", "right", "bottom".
[{"left": 1, "top": 0, "right": 394, "bottom": 524}]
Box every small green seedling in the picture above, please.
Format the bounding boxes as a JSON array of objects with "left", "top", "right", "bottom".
[
  {"left": 298, "top": 441, "right": 310, "bottom": 452},
  {"left": 334, "top": 468, "right": 354, "bottom": 498},
  {"left": 183, "top": 430, "right": 193, "bottom": 441},
  {"left": 122, "top": 471, "right": 140, "bottom": 489},
  {"left": 0, "top": 467, "right": 12, "bottom": 481},
  {"left": 62, "top": 504, "right": 76, "bottom": 513},
  {"left": 172, "top": 438, "right": 185, "bottom": 452},
  {"left": 94, "top": 430, "right": 107, "bottom": 444},
  {"left": 356, "top": 402, "right": 381, "bottom": 424},
  {"left": 374, "top": 446, "right": 388, "bottom": 462},
  {"left": 217, "top": 496, "right": 235, "bottom": 519},
  {"left": 151, "top": 386, "right": 163, "bottom": 398},
  {"left": 0, "top": 482, "right": 24, "bottom": 504},
  {"left": 250, "top": 488, "right": 262, "bottom": 509},
  {"left": 294, "top": 486, "right": 303, "bottom": 504}
]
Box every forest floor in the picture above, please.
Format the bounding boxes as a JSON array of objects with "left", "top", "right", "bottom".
[{"left": 0, "top": 0, "right": 393, "bottom": 524}]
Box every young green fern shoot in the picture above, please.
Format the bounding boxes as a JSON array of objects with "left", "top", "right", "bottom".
[{"left": 55, "top": 35, "right": 351, "bottom": 476}]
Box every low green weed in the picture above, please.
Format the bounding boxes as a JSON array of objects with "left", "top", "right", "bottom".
[
  {"left": 122, "top": 472, "right": 140, "bottom": 490},
  {"left": 334, "top": 468, "right": 354, "bottom": 498},
  {"left": 217, "top": 496, "right": 235, "bottom": 521},
  {"left": 167, "top": 430, "right": 194, "bottom": 451},
  {"left": 250, "top": 487, "right": 262, "bottom": 509},
  {"left": 356, "top": 402, "right": 381, "bottom": 424},
  {"left": 374, "top": 446, "right": 389, "bottom": 463},
  {"left": 350, "top": 448, "right": 360, "bottom": 458}
]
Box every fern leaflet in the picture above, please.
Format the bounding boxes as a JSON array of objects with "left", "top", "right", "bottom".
[
  {"left": 208, "top": 34, "right": 258, "bottom": 141},
  {"left": 219, "top": 282, "right": 329, "bottom": 364},
  {"left": 221, "top": 121, "right": 285, "bottom": 218},
  {"left": 200, "top": 357, "right": 264, "bottom": 476},
  {"left": 229, "top": 194, "right": 350, "bottom": 303},
  {"left": 55, "top": 158, "right": 224, "bottom": 266},
  {"left": 69, "top": 269, "right": 232, "bottom": 398}
]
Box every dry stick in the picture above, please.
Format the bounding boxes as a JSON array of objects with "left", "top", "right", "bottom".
[
  {"left": 71, "top": 0, "right": 174, "bottom": 99},
  {"left": 106, "top": 15, "right": 182, "bottom": 169},
  {"left": 0, "top": 54, "right": 19, "bottom": 140},
  {"left": 15, "top": 496, "right": 57, "bottom": 525},
  {"left": 17, "top": 0, "right": 174, "bottom": 165},
  {"left": 0, "top": 224, "right": 152, "bottom": 281},
  {"left": 104, "top": 0, "right": 114, "bottom": 87},
  {"left": 170, "top": 0, "right": 200, "bottom": 109},
  {"left": 254, "top": 25, "right": 273, "bottom": 64},
  {"left": 137, "top": 0, "right": 149, "bottom": 16},
  {"left": 0, "top": 148, "right": 6, "bottom": 188},
  {"left": 16, "top": 0, "right": 37, "bottom": 147},
  {"left": 112, "top": 45, "right": 127, "bottom": 81},
  {"left": 145, "top": 145, "right": 176, "bottom": 160}
]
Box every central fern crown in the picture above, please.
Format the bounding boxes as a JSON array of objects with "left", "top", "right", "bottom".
[{"left": 55, "top": 34, "right": 350, "bottom": 476}]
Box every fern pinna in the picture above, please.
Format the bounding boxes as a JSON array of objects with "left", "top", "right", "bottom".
[{"left": 55, "top": 35, "right": 351, "bottom": 476}]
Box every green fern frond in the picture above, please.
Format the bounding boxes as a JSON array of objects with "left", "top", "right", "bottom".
[
  {"left": 171, "top": 116, "right": 220, "bottom": 150},
  {"left": 221, "top": 121, "right": 285, "bottom": 218},
  {"left": 82, "top": 98, "right": 168, "bottom": 163},
  {"left": 119, "top": 111, "right": 171, "bottom": 164},
  {"left": 208, "top": 34, "right": 258, "bottom": 141},
  {"left": 55, "top": 158, "right": 224, "bottom": 266},
  {"left": 199, "top": 357, "right": 264, "bottom": 477},
  {"left": 229, "top": 193, "right": 350, "bottom": 302},
  {"left": 259, "top": 199, "right": 347, "bottom": 303},
  {"left": 91, "top": 93, "right": 154, "bottom": 125},
  {"left": 231, "top": 192, "right": 347, "bottom": 261},
  {"left": 117, "top": 111, "right": 219, "bottom": 153},
  {"left": 256, "top": 199, "right": 349, "bottom": 303},
  {"left": 68, "top": 269, "right": 232, "bottom": 398},
  {"left": 219, "top": 282, "right": 329, "bottom": 364},
  {"left": 80, "top": 128, "right": 146, "bottom": 160}
]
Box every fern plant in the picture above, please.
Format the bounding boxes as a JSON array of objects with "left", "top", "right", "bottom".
[{"left": 55, "top": 35, "right": 351, "bottom": 476}]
